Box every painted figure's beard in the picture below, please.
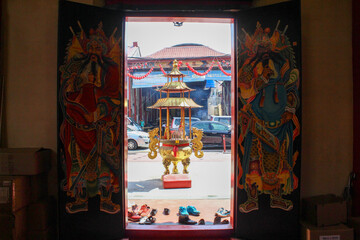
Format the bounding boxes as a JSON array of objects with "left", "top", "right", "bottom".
[
  {"left": 90, "top": 54, "right": 99, "bottom": 62},
  {"left": 91, "top": 61, "right": 97, "bottom": 76}
]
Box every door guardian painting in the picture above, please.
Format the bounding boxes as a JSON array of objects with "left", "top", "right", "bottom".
[
  {"left": 59, "top": 22, "right": 122, "bottom": 214},
  {"left": 237, "top": 20, "right": 300, "bottom": 213}
]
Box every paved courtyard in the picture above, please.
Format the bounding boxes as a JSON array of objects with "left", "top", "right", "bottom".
[{"left": 127, "top": 149, "right": 232, "bottom": 200}]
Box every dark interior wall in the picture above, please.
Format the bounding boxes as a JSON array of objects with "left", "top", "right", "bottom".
[
  {"left": 299, "top": 0, "right": 352, "bottom": 198},
  {"left": 352, "top": 0, "right": 360, "bottom": 216},
  {"left": 2, "top": 0, "right": 353, "bottom": 206}
]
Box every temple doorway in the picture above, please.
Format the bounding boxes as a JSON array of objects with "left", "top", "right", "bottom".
[{"left": 124, "top": 18, "right": 235, "bottom": 229}]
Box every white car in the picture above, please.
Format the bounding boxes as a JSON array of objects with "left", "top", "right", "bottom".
[
  {"left": 171, "top": 117, "right": 201, "bottom": 129},
  {"left": 127, "top": 117, "right": 143, "bottom": 131},
  {"left": 127, "top": 127, "right": 150, "bottom": 150}
]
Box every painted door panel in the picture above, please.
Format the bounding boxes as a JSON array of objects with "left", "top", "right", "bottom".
[
  {"left": 236, "top": 2, "right": 301, "bottom": 239},
  {"left": 57, "top": 1, "right": 302, "bottom": 240},
  {"left": 57, "top": 2, "right": 124, "bottom": 239}
]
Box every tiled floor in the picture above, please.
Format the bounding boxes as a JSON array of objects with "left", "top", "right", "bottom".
[
  {"left": 128, "top": 199, "right": 231, "bottom": 225},
  {"left": 127, "top": 149, "right": 232, "bottom": 226}
]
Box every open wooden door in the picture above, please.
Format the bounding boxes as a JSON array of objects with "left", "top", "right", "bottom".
[
  {"left": 235, "top": 2, "right": 301, "bottom": 239},
  {"left": 56, "top": 1, "right": 302, "bottom": 239},
  {"left": 57, "top": 2, "right": 125, "bottom": 239},
  {"left": 353, "top": 0, "right": 360, "bottom": 217}
]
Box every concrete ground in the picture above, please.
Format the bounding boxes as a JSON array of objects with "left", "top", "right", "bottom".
[{"left": 127, "top": 149, "right": 232, "bottom": 200}]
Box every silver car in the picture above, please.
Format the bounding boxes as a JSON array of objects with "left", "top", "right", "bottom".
[
  {"left": 127, "top": 127, "right": 149, "bottom": 150},
  {"left": 210, "top": 115, "right": 231, "bottom": 126}
]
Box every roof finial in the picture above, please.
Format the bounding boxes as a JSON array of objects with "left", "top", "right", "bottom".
[{"left": 169, "top": 59, "right": 183, "bottom": 76}]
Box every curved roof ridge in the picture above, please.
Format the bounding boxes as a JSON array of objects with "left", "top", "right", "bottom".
[
  {"left": 144, "top": 44, "right": 229, "bottom": 59},
  {"left": 172, "top": 43, "right": 203, "bottom": 47}
]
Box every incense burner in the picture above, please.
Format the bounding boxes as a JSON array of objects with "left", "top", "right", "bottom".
[{"left": 147, "top": 60, "right": 204, "bottom": 176}]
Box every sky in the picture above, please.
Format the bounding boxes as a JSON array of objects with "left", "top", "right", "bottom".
[{"left": 125, "top": 22, "right": 232, "bottom": 57}]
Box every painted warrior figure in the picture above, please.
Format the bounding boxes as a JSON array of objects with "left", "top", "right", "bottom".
[
  {"left": 59, "top": 22, "right": 122, "bottom": 214},
  {"left": 238, "top": 21, "right": 300, "bottom": 213}
]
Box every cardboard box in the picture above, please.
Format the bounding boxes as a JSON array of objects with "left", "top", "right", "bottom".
[
  {"left": 0, "top": 148, "right": 51, "bottom": 175},
  {"left": 302, "top": 194, "right": 347, "bottom": 226},
  {"left": 348, "top": 217, "right": 360, "bottom": 240},
  {"left": 163, "top": 174, "right": 191, "bottom": 189},
  {"left": 29, "top": 173, "right": 48, "bottom": 203},
  {"left": 301, "top": 222, "right": 354, "bottom": 240},
  {"left": 27, "top": 197, "right": 56, "bottom": 231},
  {"left": 27, "top": 225, "right": 56, "bottom": 240},
  {"left": 0, "top": 176, "right": 30, "bottom": 214},
  {"left": 0, "top": 207, "right": 27, "bottom": 240}
]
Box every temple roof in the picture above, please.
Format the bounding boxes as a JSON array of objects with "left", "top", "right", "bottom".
[
  {"left": 144, "top": 43, "right": 229, "bottom": 59},
  {"left": 156, "top": 81, "right": 194, "bottom": 93},
  {"left": 148, "top": 97, "right": 202, "bottom": 109}
]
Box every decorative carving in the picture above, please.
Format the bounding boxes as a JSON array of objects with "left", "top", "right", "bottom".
[
  {"left": 148, "top": 128, "right": 159, "bottom": 159},
  {"left": 172, "top": 161, "right": 179, "bottom": 174},
  {"left": 162, "top": 159, "right": 171, "bottom": 175},
  {"left": 182, "top": 158, "right": 190, "bottom": 174},
  {"left": 191, "top": 127, "right": 204, "bottom": 158}
]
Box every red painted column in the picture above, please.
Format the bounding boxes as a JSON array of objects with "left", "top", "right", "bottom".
[
  {"left": 134, "top": 88, "right": 137, "bottom": 122},
  {"left": 128, "top": 76, "right": 132, "bottom": 118},
  {"left": 139, "top": 88, "right": 142, "bottom": 122}
]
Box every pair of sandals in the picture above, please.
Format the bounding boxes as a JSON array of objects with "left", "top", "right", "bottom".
[
  {"left": 213, "top": 216, "right": 229, "bottom": 225},
  {"left": 128, "top": 204, "right": 152, "bottom": 222},
  {"left": 214, "top": 208, "right": 230, "bottom": 225},
  {"left": 215, "top": 207, "right": 230, "bottom": 218},
  {"left": 139, "top": 215, "right": 156, "bottom": 225}
]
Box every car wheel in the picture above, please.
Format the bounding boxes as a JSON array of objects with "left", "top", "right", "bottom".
[{"left": 128, "top": 139, "right": 138, "bottom": 150}]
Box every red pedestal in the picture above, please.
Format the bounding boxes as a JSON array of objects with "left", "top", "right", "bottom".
[{"left": 162, "top": 174, "right": 191, "bottom": 189}]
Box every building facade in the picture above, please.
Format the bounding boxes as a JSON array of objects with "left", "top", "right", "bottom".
[{"left": 127, "top": 43, "right": 231, "bottom": 127}]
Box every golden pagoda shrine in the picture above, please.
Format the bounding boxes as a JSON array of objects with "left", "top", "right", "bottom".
[{"left": 148, "top": 59, "right": 204, "bottom": 179}]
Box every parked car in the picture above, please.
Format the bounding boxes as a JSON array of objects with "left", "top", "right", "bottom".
[
  {"left": 169, "top": 117, "right": 201, "bottom": 136},
  {"left": 210, "top": 115, "right": 231, "bottom": 126},
  {"left": 171, "top": 117, "right": 201, "bottom": 129},
  {"left": 186, "top": 121, "right": 231, "bottom": 148},
  {"left": 127, "top": 117, "right": 143, "bottom": 131},
  {"left": 127, "top": 127, "right": 149, "bottom": 150}
]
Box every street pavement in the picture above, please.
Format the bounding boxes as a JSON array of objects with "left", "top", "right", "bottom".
[{"left": 127, "top": 149, "right": 232, "bottom": 200}]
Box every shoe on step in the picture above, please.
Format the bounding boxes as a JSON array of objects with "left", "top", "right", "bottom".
[
  {"left": 179, "top": 206, "right": 189, "bottom": 216},
  {"left": 187, "top": 206, "right": 200, "bottom": 216},
  {"left": 179, "top": 215, "right": 197, "bottom": 225},
  {"left": 215, "top": 207, "right": 230, "bottom": 218},
  {"left": 213, "top": 216, "right": 221, "bottom": 225},
  {"left": 163, "top": 208, "right": 170, "bottom": 215}
]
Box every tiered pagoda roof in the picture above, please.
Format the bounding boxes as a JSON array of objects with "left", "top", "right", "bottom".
[{"left": 148, "top": 59, "right": 202, "bottom": 109}]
